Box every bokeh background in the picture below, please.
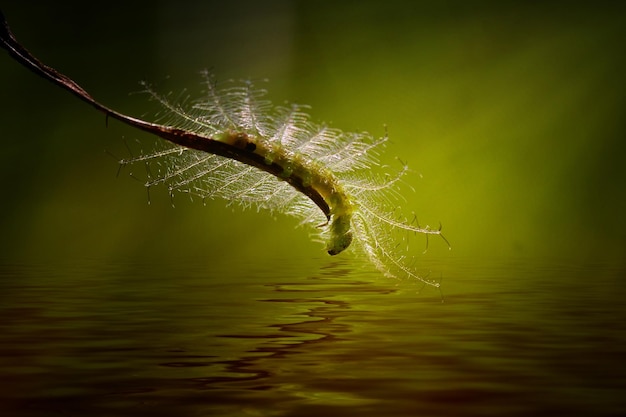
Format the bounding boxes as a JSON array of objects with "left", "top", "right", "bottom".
[{"left": 1, "top": 0, "right": 625, "bottom": 268}]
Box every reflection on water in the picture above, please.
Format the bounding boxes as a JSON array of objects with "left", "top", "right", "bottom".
[{"left": 0, "top": 255, "right": 625, "bottom": 416}]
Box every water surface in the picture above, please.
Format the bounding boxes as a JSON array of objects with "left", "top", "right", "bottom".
[{"left": 1, "top": 255, "right": 624, "bottom": 416}]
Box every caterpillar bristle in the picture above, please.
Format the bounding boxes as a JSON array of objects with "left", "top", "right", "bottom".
[{"left": 124, "top": 76, "right": 449, "bottom": 287}]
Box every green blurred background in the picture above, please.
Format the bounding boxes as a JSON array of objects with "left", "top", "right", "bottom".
[{"left": 1, "top": 0, "right": 625, "bottom": 269}]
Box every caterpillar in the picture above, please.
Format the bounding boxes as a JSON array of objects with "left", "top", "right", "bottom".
[{"left": 1, "top": 11, "right": 449, "bottom": 287}]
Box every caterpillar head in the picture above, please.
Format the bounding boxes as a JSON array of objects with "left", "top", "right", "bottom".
[{"left": 326, "top": 213, "right": 353, "bottom": 255}]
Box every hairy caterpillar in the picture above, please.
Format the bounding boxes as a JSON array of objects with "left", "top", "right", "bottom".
[{"left": 1, "top": 12, "right": 449, "bottom": 287}]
